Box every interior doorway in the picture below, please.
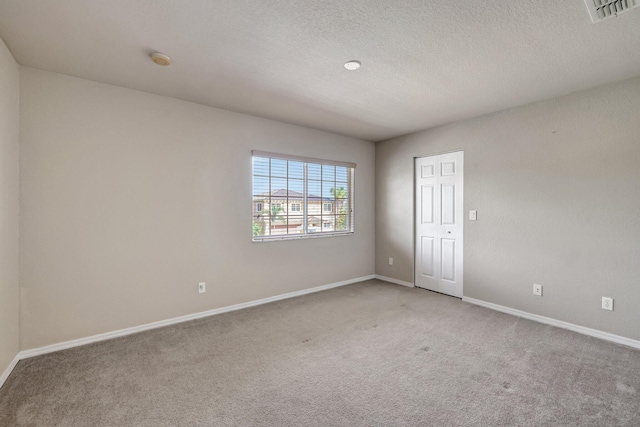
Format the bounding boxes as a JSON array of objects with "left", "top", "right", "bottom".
[{"left": 414, "top": 151, "right": 464, "bottom": 297}]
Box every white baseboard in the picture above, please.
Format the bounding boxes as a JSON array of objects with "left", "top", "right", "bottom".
[
  {"left": 463, "top": 296, "right": 640, "bottom": 350},
  {"left": 9, "top": 278, "right": 637, "bottom": 388},
  {"left": 19, "top": 275, "right": 376, "bottom": 361},
  {"left": 0, "top": 354, "right": 20, "bottom": 391},
  {"left": 375, "top": 275, "right": 414, "bottom": 288}
]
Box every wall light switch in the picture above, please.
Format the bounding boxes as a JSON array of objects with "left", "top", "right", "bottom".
[
  {"left": 198, "top": 282, "right": 206, "bottom": 294},
  {"left": 389, "top": 257, "right": 394, "bottom": 266},
  {"left": 469, "top": 210, "right": 477, "bottom": 221}
]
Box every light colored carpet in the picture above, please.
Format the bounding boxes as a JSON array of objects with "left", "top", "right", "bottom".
[{"left": 1, "top": 279, "right": 639, "bottom": 426}]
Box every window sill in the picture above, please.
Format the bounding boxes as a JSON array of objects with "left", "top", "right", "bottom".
[{"left": 252, "top": 231, "right": 354, "bottom": 242}]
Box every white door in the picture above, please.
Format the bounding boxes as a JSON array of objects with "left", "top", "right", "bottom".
[{"left": 414, "top": 152, "right": 464, "bottom": 297}]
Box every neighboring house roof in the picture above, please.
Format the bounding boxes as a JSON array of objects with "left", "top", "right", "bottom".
[{"left": 258, "top": 189, "right": 330, "bottom": 202}]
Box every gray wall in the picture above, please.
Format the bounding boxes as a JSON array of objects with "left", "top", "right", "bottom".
[
  {"left": 19, "top": 67, "right": 375, "bottom": 350},
  {"left": 0, "top": 38, "right": 19, "bottom": 376},
  {"left": 376, "top": 76, "right": 640, "bottom": 341}
]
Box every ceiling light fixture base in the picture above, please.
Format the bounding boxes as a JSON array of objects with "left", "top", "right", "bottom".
[
  {"left": 151, "top": 52, "right": 171, "bottom": 66},
  {"left": 344, "top": 60, "right": 361, "bottom": 71}
]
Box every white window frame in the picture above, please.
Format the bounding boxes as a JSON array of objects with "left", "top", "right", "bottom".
[
  {"left": 323, "top": 202, "right": 332, "bottom": 212},
  {"left": 291, "top": 203, "right": 301, "bottom": 212},
  {"left": 252, "top": 151, "right": 355, "bottom": 242},
  {"left": 256, "top": 202, "right": 263, "bottom": 212}
]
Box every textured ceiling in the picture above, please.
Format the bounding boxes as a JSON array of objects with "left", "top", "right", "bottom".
[{"left": 1, "top": 0, "right": 639, "bottom": 142}]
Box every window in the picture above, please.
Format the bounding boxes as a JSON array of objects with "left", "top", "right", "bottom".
[
  {"left": 256, "top": 202, "right": 263, "bottom": 212},
  {"left": 252, "top": 151, "right": 355, "bottom": 241}
]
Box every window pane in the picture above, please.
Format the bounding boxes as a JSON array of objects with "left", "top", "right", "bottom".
[
  {"left": 268, "top": 204, "right": 286, "bottom": 234},
  {"left": 322, "top": 216, "right": 335, "bottom": 232},
  {"left": 287, "top": 178, "right": 304, "bottom": 196},
  {"left": 270, "top": 178, "right": 287, "bottom": 195},
  {"left": 334, "top": 199, "right": 348, "bottom": 215},
  {"left": 308, "top": 180, "right": 321, "bottom": 198},
  {"left": 322, "top": 183, "right": 334, "bottom": 199},
  {"left": 322, "top": 164, "right": 335, "bottom": 181},
  {"left": 252, "top": 176, "right": 269, "bottom": 197},
  {"left": 253, "top": 157, "right": 270, "bottom": 176},
  {"left": 332, "top": 185, "right": 348, "bottom": 200},
  {"left": 307, "top": 216, "right": 321, "bottom": 233},
  {"left": 287, "top": 198, "right": 303, "bottom": 213},
  {"left": 308, "top": 163, "right": 321, "bottom": 181},
  {"left": 335, "top": 214, "right": 348, "bottom": 231},
  {"left": 336, "top": 166, "right": 348, "bottom": 183},
  {"left": 287, "top": 216, "right": 304, "bottom": 234},
  {"left": 271, "top": 226, "right": 287, "bottom": 236},
  {"left": 288, "top": 161, "right": 304, "bottom": 180},
  {"left": 271, "top": 158, "right": 288, "bottom": 178},
  {"left": 252, "top": 219, "right": 265, "bottom": 237}
]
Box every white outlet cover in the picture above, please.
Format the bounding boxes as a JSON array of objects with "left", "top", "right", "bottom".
[
  {"left": 533, "top": 284, "right": 542, "bottom": 296},
  {"left": 389, "top": 257, "right": 394, "bottom": 265},
  {"left": 602, "top": 297, "right": 613, "bottom": 311}
]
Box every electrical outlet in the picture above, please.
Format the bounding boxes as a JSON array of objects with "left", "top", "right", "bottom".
[
  {"left": 389, "top": 257, "right": 394, "bottom": 266},
  {"left": 198, "top": 282, "right": 206, "bottom": 294},
  {"left": 602, "top": 297, "right": 613, "bottom": 311},
  {"left": 533, "top": 283, "right": 542, "bottom": 296}
]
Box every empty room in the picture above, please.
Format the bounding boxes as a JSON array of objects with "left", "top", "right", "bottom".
[{"left": 1, "top": 1, "right": 640, "bottom": 425}]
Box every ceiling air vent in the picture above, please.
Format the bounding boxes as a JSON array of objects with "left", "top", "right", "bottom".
[{"left": 585, "top": 0, "right": 639, "bottom": 23}]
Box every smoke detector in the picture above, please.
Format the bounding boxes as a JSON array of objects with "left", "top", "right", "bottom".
[
  {"left": 150, "top": 52, "right": 171, "bottom": 66},
  {"left": 584, "top": 0, "right": 639, "bottom": 23}
]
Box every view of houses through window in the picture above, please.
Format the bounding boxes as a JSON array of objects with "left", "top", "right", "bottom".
[{"left": 252, "top": 152, "right": 355, "bottom": 240}]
